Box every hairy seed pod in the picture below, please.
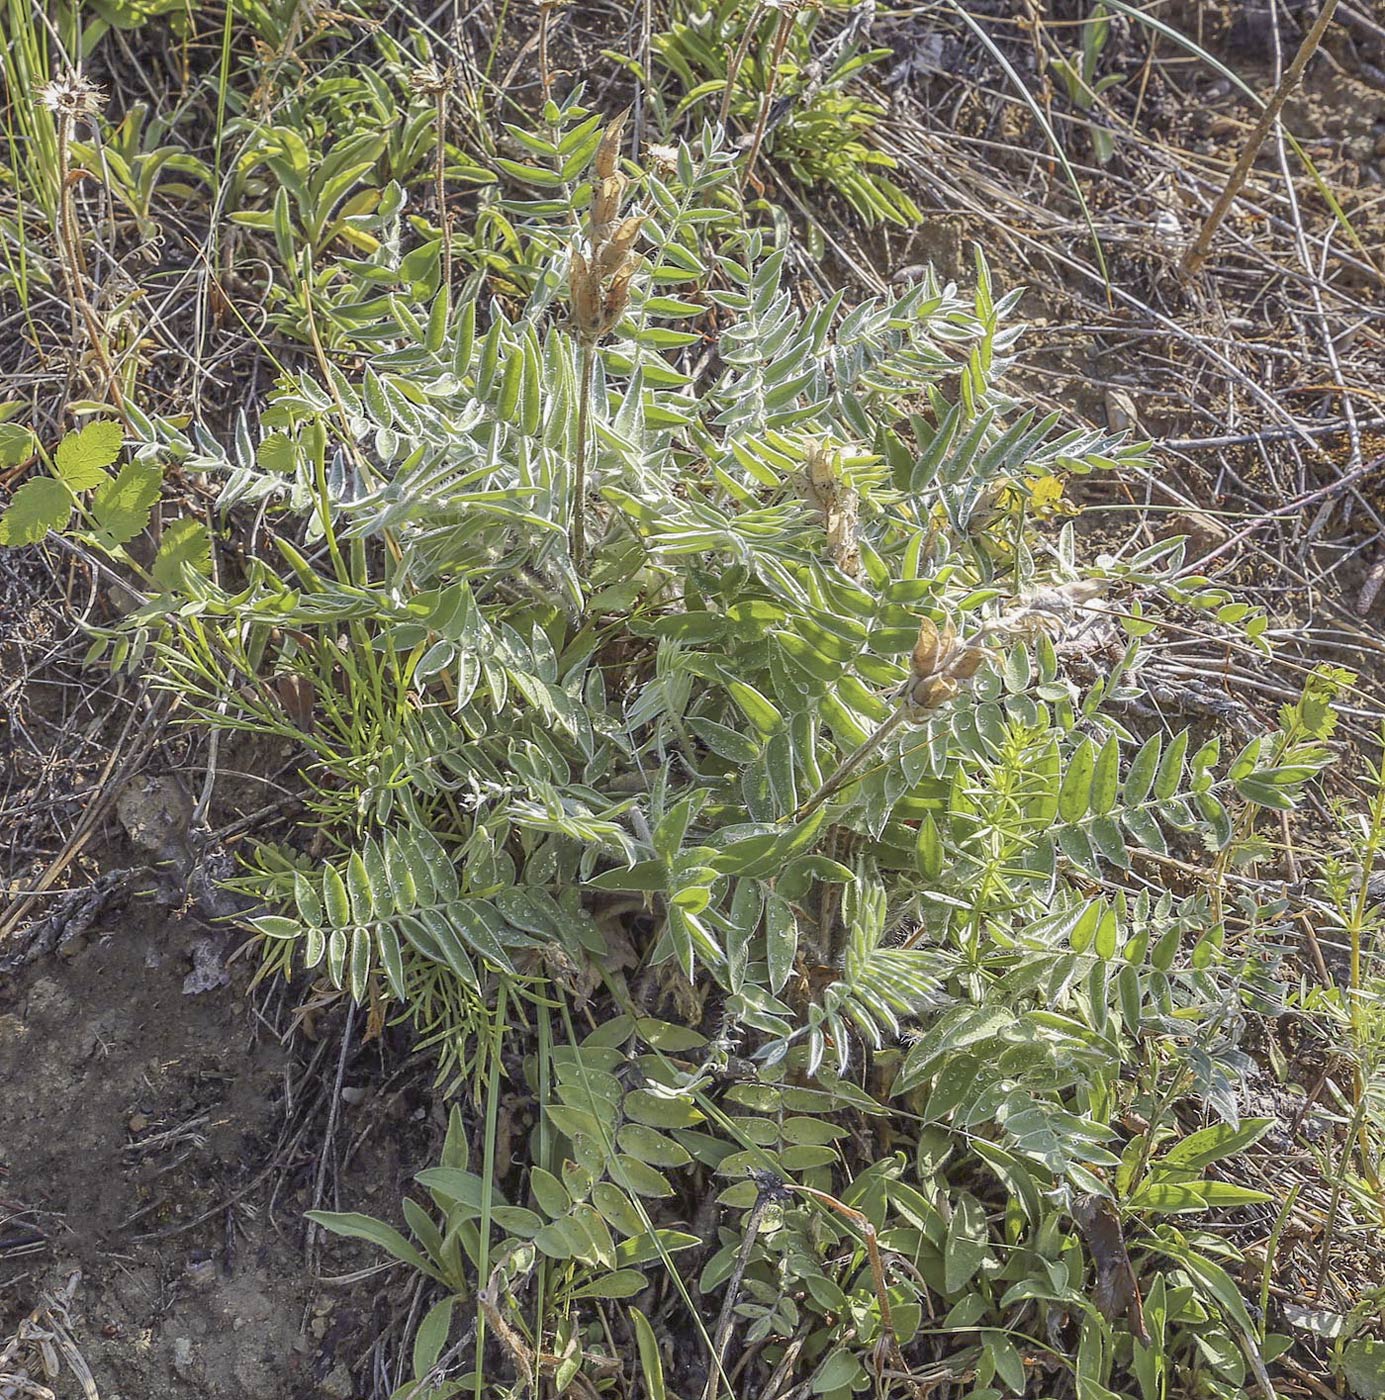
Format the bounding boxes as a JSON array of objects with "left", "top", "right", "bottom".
[
  {"left": 594, "top": 108, "right": 630, "bottom": 180},
  {"left": 568, "top": 246, "right": 605, "bottom": 342},
  {"left": 949, "top": 647, "right": 986, "bottom": 680},
  {"left": 911, "top": 617, "right": 941, "bottom": 680},
  {"left": 805, "top": 442, "right": 835, "bottom": 495},
  {"left": 594, "top": 215, "right": 645, "bottom": 277},
  {"left": 591, "top": 173, "right": 628, "bottom": 237},
  {"left": 603, "top": 258, "right": 639, "bottom": 327},
  {"left": 910, "top": 675, "right": 958, "bottom": 711}
]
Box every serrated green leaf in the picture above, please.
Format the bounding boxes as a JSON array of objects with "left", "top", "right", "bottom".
[
  {"left": 0, "top": 477, "right": 71, "bottom": 545},
  {"left": 56, "top": 420, "right": 122, "bottom": 488},
  {"left": 151, "top": 517, "right": 212, "bottom": 590},
  {"left": 0, "top": 423, "right": 37, "bottom": 467},
  {"left": 91, "top": 459, "right": 162, "bottom": 548}
]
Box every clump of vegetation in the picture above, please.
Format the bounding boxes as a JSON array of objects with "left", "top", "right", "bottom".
[{"left": 3, "top": 4, "right": 1385, "bottom": 1400}]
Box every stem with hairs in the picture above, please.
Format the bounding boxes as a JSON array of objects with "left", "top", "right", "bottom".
[{"left": 573, "top": 342, "right": 595, "bottom": 575}]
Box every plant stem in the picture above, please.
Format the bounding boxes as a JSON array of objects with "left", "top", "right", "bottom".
[
  {"left": 740, "top": 5, "right": 796, "bottom": 195},
  {"left": 794, "top": 703, "right": 909, "bottom": 822},
  {"left": 718, "top": 0, "right": 765, "bottom": 133},
  {"left": 538, "top": 2, "right": 553, "bottom": 108},
  {"left": 53, "top": 110, "right": 127, "bottom": 415},
  {"left": 1181, "top": 0, "right": 1341, "bottom": 277},
  {"left": 702, "top": 1189, "right": 775, "bottom": 1400},
  {"left": 435, "top": 85, "right": 451, "bottom": 291},
  {"left": 572, "top": 340, "right": 595, "bottom": 575}
]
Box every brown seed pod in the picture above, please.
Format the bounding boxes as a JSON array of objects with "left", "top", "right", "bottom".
[
  {"left": 910, "top": 675, "right": 958, "bottom": 711},
  {"left": 804, "top": 442, "right": 835, "bottom": 500},
  {"left": 594, "top": 214, "right": 645, "bottom": 277},
  {"left": 949, "top": 647, "right": 986, "bottom": 681},
  {"left": 568, "top": 246, "right": 605, "bottom": 341},
  {"left": 591, "top": 173, "right": 628, "bottom": 238},
  {"left": 594, "top": 108, "right": 630, "bottom": 180},
  {"left": 603, "top": 257, "right": 640, "bottom": 327},
  {"left": 911, "top": 617, "right": 941, "bottom": 680}
]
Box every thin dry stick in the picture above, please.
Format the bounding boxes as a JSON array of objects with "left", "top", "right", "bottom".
[
  {"left": 740, "top": 5, "right": 798, "bottom": 194},
  {"left": 435, "top": 83, "right": 452, "bottom": 291},
  {"left": 306, "top": 1005, "right": 355, "bottom": 1271},
  {"left": 537, "top": 1, "right": 554, "bottom": 107},
  {"left": 48, "top": 82, "right": 128, "bottom": 415},
  {"left": 634, "top": 0, "right": 653, "bottom": 152},
  {"left": 1181, "top": 0, "right": 1341, "bottom": 278},
  {"left": 703, "top": 1185, "right": 778, "bottom": 1400},
  {"left": 412, "top": 63, "right": 454, "bottom": 292},
  {"left": 788, "top": 1184, "right": 908, "bottom": 1382},
  {"left": 1266, "top": 0, "right": 1361, "bottom": 472},
  {"left": 718, "top": 0, "right": 766, "bottom": 132}
]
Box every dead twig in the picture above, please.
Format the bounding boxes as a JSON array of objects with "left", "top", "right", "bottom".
[{"left": 1182, "top": 0, "right": 1342, "bottom": 278}]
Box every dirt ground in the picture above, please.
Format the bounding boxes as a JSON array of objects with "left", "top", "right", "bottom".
[
  {"left": 4, "top": 1, "right": 1385, "bottom": 1397},
  {"left": 1, "top": 877, "right": 444, "bottom": 1398},
  {"left": 1, "top": 903, "right": 306, "bottom": 1398}
]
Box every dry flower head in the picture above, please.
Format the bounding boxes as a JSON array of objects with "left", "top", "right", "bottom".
[
  {"left": 409, "top": 61, "right": 453, "bottom": 98},
  {"left": 568, "top": 109, "right": 643, "bottom": 344},
  {"left": 37, "top": 71, "right": 107, "bottom": 124}
]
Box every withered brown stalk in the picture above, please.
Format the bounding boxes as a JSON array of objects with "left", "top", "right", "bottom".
[
  {"left": 1181, "top": 0, "right": 1341, "bottom": 277},
  {"left": 740, "top": 4, "right": 797, "bottom": 196}
]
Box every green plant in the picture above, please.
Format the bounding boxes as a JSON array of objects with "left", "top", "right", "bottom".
[
  {"left": 1051, "top": 4, "right": 1124, "bottom": 165},
  {"left": 653, "top": 0, "right": 920, "bottom": 227},
  {"left": 1, "top": 28, "right": 1372, "bottom": 1396}
]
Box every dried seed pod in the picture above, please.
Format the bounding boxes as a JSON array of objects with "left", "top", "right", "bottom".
[
  {"left": 568, "top": 245, "right": 606, "bottom": 342},
  {"left": 824, "top": 499, "right": 860, "bottom": 579},
  {"left": 594, "top": 214, "right": 645, "bottom": 277},
  {"left": 1059, "top": 579, "right": 1106, "bottom": 605},
  {"left": 591, "top": 173, "right": 628, "bottom": 238},
  {"left": 909, "top": 675, "right": 958, "bottom": 711},
  {"left": 911, "top": 617, "right": 941, "bottom": 680},
  {"left": 949, "top": 647, "right": 986, "bottom": 681},
  {"left": 276, "top": 673, "right": 316, "bottom": 734},
  {"left": 603, "top": 257, "right": 639, "bottom": 327},
  {"left": 804, "top": 442, "right": 835, "bottom": 500},
  {"left": 594, "top": 108, "right": 630, "bottom": 180}
]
